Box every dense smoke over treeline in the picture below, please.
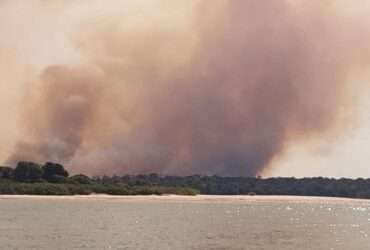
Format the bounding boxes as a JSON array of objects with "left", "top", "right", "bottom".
[{"left": 6, "top": 1, "right": 370, "bottom": 176}]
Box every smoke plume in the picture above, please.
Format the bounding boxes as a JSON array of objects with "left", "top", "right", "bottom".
[{"left": 7, "top": 0, "right": 370, "bottom": 176}]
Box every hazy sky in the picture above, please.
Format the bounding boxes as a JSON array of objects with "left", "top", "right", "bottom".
[{"left": 0, "top": 0, "right": 370, "bottom": 177}]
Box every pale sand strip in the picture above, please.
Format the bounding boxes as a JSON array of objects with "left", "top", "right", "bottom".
[{"left": 0, "top": 195, "right": 369, "bottom": 204}]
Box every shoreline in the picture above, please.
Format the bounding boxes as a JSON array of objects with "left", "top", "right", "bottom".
[{"left": 0, "top": 194, "right": 369, "bottom": 203}]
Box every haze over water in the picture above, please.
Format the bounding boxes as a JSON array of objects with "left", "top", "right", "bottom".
[{"left": 1, "top": 196, "right": 370, "bottom": 250}]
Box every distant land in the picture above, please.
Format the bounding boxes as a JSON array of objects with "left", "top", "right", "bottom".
[{"left": 1, "top": 161, "right": 370, "bottom": 199}]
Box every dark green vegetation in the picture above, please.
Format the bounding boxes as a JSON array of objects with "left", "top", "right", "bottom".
[
  {"left": 94, "top": 174, "right": 370, "bottom": 199},
  {"left": 0, "top": 162, "right": 198, "bottom": 196},
  {"left": 1, "top": 162, "right": 370, "bottom": 198}
]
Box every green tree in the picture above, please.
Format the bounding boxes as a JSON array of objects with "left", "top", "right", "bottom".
[
  {"left": 68, "top": 174, "right": 92, "bottom": 185},
  {"left": 42, "top": 162, "right": 69, "bottom": 183},
  {"left": 14, "top": 162, "right": 43, "bottom": 183},
  {"left": 0, "top": 167, "right": 14, "bottom": 179}
]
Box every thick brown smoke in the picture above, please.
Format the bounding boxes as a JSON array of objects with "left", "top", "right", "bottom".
[{"left": 7, "top": 1, "right": 370, "bottom": 176}]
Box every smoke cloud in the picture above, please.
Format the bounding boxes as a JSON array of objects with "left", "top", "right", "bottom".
[{"left": 6, "top": 0, "right": 370, "bottom": 176}]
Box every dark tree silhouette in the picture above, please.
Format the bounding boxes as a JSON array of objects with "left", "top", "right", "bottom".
[
  {"left": 0, "top": 166, "right": 14, "bottom": 179},
  {"left": 42, "top": 162, "right": 69, "bottom": 183},
  {"left": 14, "top": 162, "right": 43, "bottom": 183}
]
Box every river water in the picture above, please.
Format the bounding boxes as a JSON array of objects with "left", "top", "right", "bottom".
[{"left": 0, "top": 195, "right": 369, "bottom": 250}]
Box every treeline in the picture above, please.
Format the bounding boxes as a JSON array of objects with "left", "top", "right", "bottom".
[
  {"left": 94, "top": 174, "right": 370, "bottom": 199},
  {"left": 0, "top": 162, "right": 198, "bottom": 196},
  {"left": 2, "top": 162, "right": 370, "bottom": 198}
]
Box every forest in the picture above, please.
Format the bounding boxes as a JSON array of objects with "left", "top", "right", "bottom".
[
  {"left": 0, "top": 162, "right": 198, "bottom": 196},
  {"left": 1, "top": 161, "right": 370, "bottom": 199}
]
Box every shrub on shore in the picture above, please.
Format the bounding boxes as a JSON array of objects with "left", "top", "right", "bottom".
[
  {"left": 0, "top": 175, "right": 199, "bottom": 196},
  {"left": 68, "top": 174, "right": 93, "bottom": 185},
  {"left": 3, "top": 160, "right": 370, "bottom": 199}
]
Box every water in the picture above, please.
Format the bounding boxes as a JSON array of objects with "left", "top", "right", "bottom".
[{"left": 1, "top": 195, "right": 370, "bottom": 250}]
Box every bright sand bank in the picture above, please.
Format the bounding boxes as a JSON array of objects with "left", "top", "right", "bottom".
[{"left": 0, "top": 194, "right": 369, "bottom": 204}]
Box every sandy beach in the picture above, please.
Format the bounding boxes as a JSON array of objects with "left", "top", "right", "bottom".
[{"left": 0, "top": 194, "right": 369, "bottom": 204}]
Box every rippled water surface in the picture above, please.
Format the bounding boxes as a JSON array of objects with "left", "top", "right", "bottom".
[{"left": 1, "top": 196, "right": 370, "bottom": 250}]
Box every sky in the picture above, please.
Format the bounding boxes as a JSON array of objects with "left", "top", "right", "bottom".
[{"left": 0, "top": 0, "right": 370, "bottom": 177}]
